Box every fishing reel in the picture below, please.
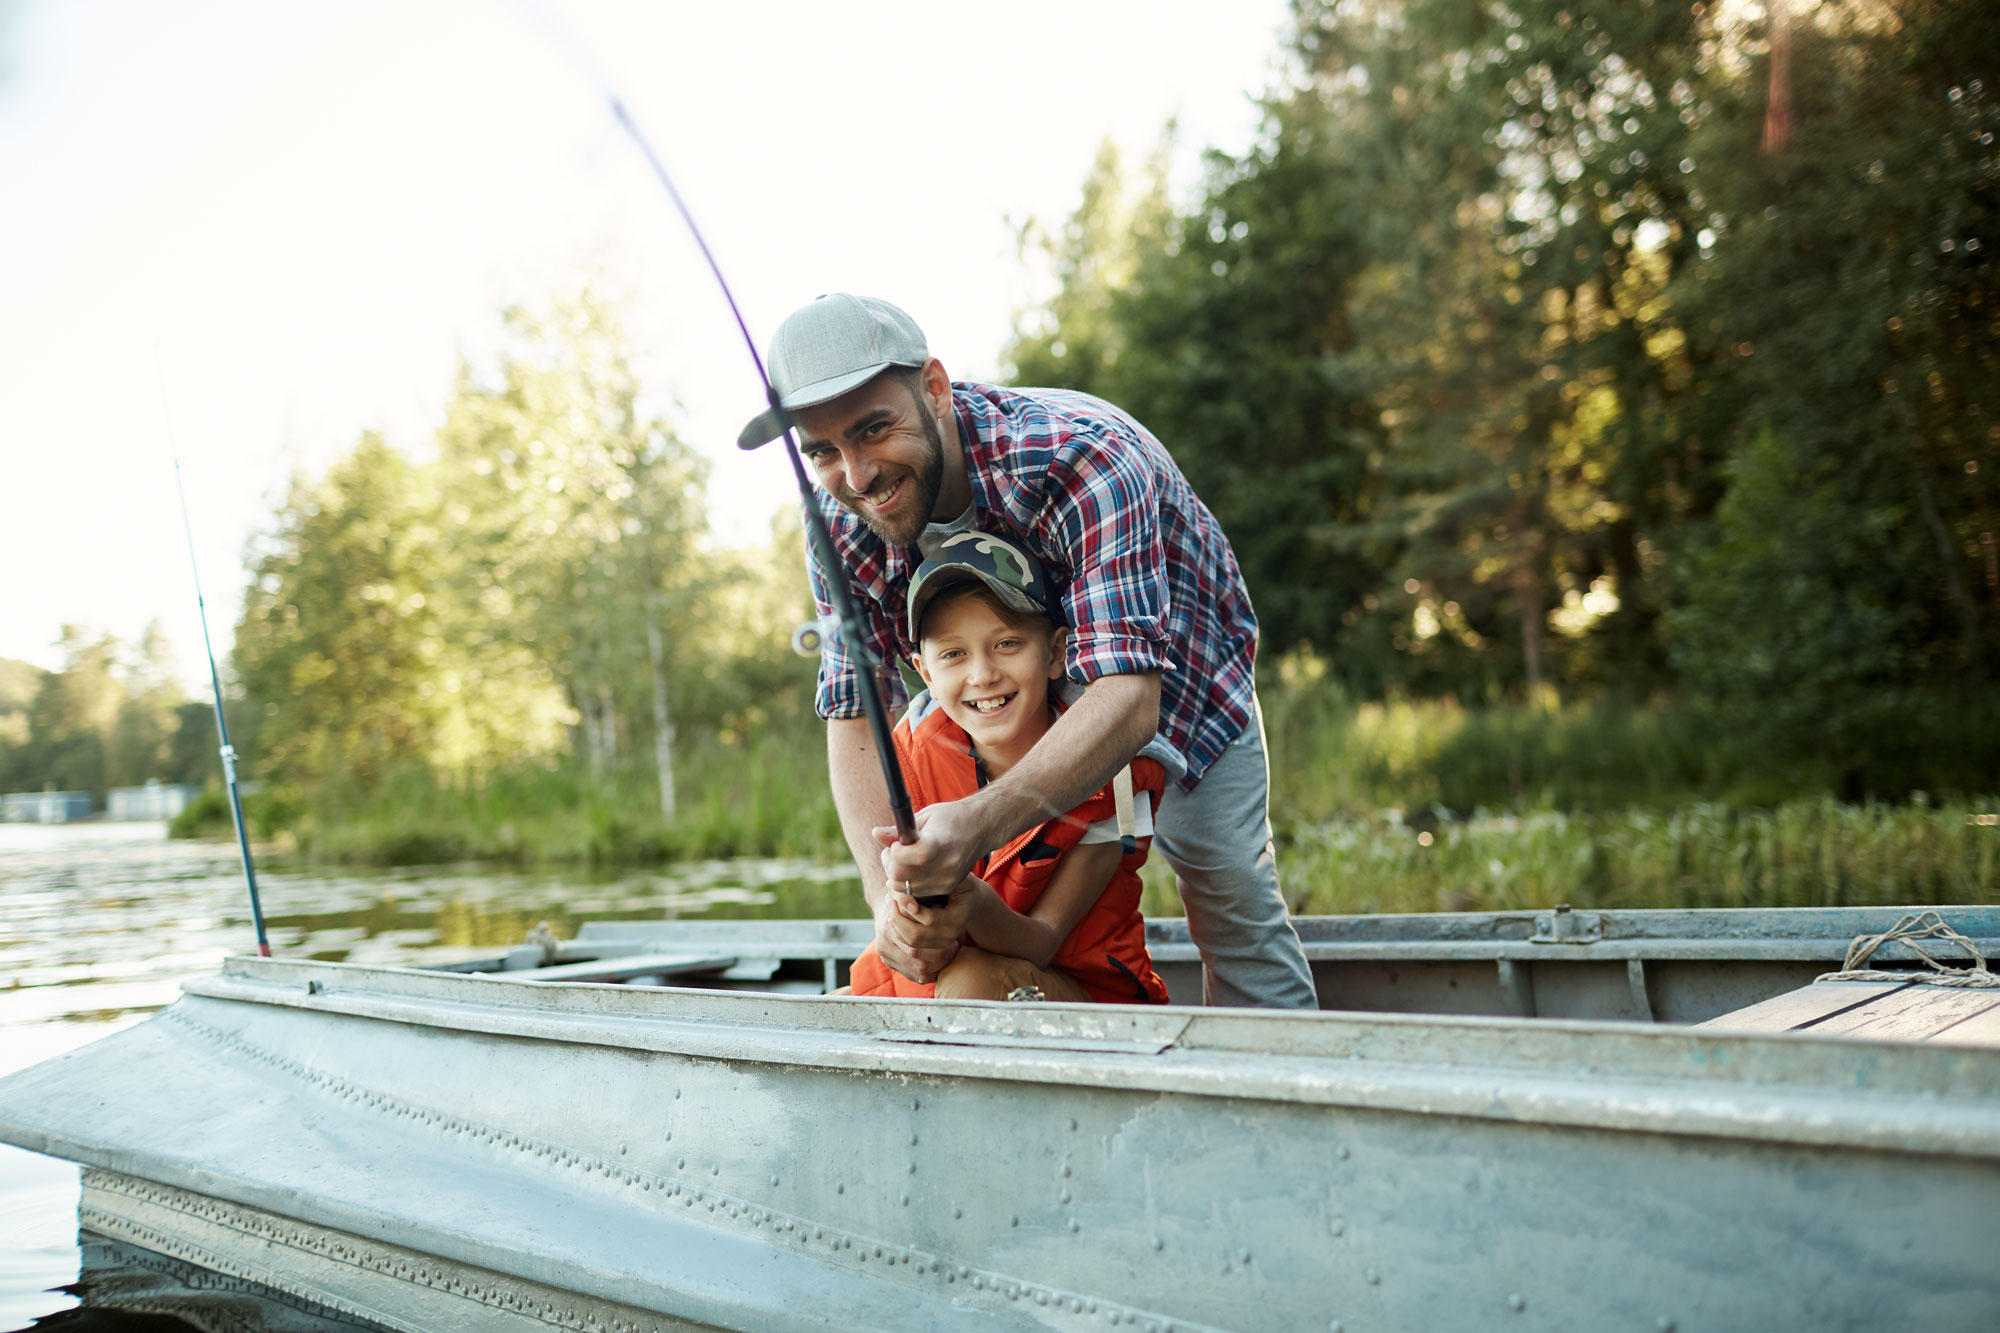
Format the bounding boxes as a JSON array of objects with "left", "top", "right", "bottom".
[{"left": 791, "top": 617, "right": 840, "bottom": 658}]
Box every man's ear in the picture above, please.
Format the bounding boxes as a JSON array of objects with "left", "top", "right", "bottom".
[
  {"left": 921, "top": 358, "right": 952, "bottom": 419},
  {"left": 1046, "top": 627, "right": 1068, "bottom": 678}
]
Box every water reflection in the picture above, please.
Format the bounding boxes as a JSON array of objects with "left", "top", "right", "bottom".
[{"left": 0, "top": 821, "right": 861, "bottom": 1028}]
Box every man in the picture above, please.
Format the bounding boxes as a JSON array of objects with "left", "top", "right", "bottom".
[{"left": 738, "top": 293, "right": 1316, "bottom": 1009}]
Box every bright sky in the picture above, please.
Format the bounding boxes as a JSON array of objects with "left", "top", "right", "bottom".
[{"left": 0, "top": 0, "right": 1291, "bottom": 682}]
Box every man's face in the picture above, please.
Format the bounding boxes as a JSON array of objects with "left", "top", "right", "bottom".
[{"left": 791, "top": 371, "right": 946, "bottom": 547}]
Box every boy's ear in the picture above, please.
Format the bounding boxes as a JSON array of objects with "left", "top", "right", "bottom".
[
  {"left": 915, "top": 653, "right": 933, "bottom": 685},
  {"left": 1046, "top": 627, "right": 1068, "bottom": 678}
]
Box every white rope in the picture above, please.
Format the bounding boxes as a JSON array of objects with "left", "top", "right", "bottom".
[{"left": 1816, "top": 910, "right": 2000, "bottom": 988}]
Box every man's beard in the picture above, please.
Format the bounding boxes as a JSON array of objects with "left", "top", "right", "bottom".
[{"left": 835, "top": 405, "right": 946, "bottom": 547}]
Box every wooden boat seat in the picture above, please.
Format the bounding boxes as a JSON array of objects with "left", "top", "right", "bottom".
[{"left": 1697, "top": 977, "right": 2000, "bottom": 1045}]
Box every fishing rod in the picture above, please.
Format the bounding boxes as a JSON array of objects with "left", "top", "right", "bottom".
[
  {"left": 516, "top": 5, "right": 938, "bottom": 900},
  {"left": 174, "top": 460, "right": 272, "bottom": 956}
]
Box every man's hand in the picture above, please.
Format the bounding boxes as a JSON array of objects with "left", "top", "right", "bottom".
[{"left": 875, "top": 801, "right": 993, "bottom": 901}]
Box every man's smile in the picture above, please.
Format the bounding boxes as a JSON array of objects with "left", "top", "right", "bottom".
[{"left": 855, "top": 475, "right": 907, "bottom": 514}]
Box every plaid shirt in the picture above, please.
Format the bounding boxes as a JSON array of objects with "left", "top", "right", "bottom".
[{"left": 807, "top": 382, "right": 1259, "bottom": 789}]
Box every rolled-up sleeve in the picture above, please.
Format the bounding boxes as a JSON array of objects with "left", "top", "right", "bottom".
[
  {"left": 807, "top": 536, "right": 907, "bottom": 720},
  {"left": 1042, "top": 426, "right": 1175, "bottom": 683}
]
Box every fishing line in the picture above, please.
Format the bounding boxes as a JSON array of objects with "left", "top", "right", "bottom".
[{"left": 508, "top": 1, "right": 935, "bottom": 897}]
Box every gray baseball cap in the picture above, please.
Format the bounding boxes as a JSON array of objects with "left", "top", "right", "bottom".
[{"left": 737, "top": 293, "right": 929, "bottom": 450}]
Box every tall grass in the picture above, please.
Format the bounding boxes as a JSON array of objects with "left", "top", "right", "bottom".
[
  {"left": 1143, "top": 798, "right": 2000, "bottom": 917},
  {"left": 175, "top": 681, "right": 2000, "bottom": 915},
  {"left": 177, "top": 710, "right": 842, "bottom": 867}
]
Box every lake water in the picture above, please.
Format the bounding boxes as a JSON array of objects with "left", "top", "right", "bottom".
[{"left": 0, "top": 820, "right": 861, "bottom": 1331}]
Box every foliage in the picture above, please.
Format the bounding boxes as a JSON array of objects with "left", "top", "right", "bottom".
[
  {"left": 226, "top": 293, "right": 821, "bottom": 842},
  {"left": 0, "top": 627, "right": 218, "bottom": 800},
  {"left": 1140, "top": 796, "right": 2000, "bottom": 919},
  {"left": 1006, "top": 0, "right": 1999, "bottom": 793}
]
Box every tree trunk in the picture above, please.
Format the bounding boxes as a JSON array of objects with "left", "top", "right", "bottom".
[
  {"left": 597, "top": 680, "right": 618, "bottom": 764},
  {"left": 1514, "top": 558, "right": 1544, "bottom": 697},
  {"left": 644, "top": 598, "right": 676, "bottom": 820},
  {"left": 577, "top": 687, "right": 603, "bottom": 777},
  {"left": 1911, "top": 451, "right": 1983, "bottom": 667}
]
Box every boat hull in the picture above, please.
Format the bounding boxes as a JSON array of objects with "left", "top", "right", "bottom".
[{"left": 5, "top": 955, "right": 2000, "bottom": 1331}]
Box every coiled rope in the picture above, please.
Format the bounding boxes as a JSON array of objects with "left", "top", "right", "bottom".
[{"left": 1816, "top": 910, "right": 2000, "bottom": 988}]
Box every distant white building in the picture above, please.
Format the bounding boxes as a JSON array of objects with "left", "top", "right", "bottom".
[
  {"left": 1, "top": 791, "right": 93, "bottom": 823},
  {"left": 107, "top": 780, "right": 199, "bottom": 821}
]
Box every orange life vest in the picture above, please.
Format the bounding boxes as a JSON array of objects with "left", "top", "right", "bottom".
[{"left": 847, "top": 703, "right": 1169, "bottom": 1004}]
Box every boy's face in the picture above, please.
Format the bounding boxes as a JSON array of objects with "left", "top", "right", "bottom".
[{"left": 916, "top": 593, "right": 1066, "bottom": 752}]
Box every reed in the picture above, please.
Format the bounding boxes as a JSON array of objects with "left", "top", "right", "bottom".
[
  {"left": 174, "top": 686, "right": 1998, "bottom": 916},
  {"left": 1143, "top": 799, "right": 2000, "bottom": 917}
]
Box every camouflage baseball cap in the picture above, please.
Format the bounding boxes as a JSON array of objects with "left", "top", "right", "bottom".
[{"left": 906, "top": 530, "right": 1057, "bottom": 640}]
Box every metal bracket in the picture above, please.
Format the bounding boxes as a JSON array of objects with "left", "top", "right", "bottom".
[
  {"left": 1531, "top": 904, "right": 1604, "bottom": 945},
  {"left": 1627, "top": 958, "right": 1656, "bottom": 1022}
]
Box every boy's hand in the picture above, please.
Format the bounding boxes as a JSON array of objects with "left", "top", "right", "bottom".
[
  {"left": 873, "top": 801, "right": 990, "bottom": 901},
  {"left": 873, "top": 885, "right": 958, "bottom": 983}
]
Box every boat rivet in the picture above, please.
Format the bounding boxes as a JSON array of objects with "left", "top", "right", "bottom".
[
  {"left": 1338, "top": 1146, "right": 1350, "bottom": 1160},
  {"left": 910, "top": 1132, "right": 919, "bottom": 1146},
  {"left": 1330, "top": 1323, "right": 1343, "bottom": 1333},
  {"left": 1239, "top": 1248, "right": 1252, "bottom": 1263},
  {"left": 619, "top": 1145, "right": 627, "bottom": 1155},
  {"left": 1037, "top": 1292, "right": 1049, "bottom": 1306},
  {"left": 908, "top": 1162, "right": 917, "bottom": 1174},
  {"left": 769, "top": 1175, "right": 779, "bottom": 1187},
  {"left": 1062, "top": 1163, "right": 1072, "bottom": 1178},
  {"left": 1152, "top": 1236, "right": 1164, "bottom": 1251},
  {"left": 901, "top": 1193, "right": 910, "bottom": 1206},
  {"left": 974, "top": 1277, "right": 986, "bottom": 1290},
  {"left": 676, "top": 1158, "right": 685, "bottom": 1170},
  {"left": 1509, "top": 1294, "right": 1526, "bottom": 1312},
  {"left": 1366, "top": 1268, "right": 1380, "bottom": 1285},
  {"left": 946, "top": 1272, "right": 956, "bottom": 1283},
  {"left": 912, "top": 1098, "right": 920, "bottom": 1110},
  {"left": 664, "top": 1131, "right": 672, "bottom": 1141},
  {"left": 1060, "top": 1189, "right": 1072, "bottom": 1204},
  {"left": 836, "top": 1183, "right": 844, "bottom": 1194},
  {"left": 1011, "top": 1214, "right": 1020, "bottom": 1227},
  {"left": 1069, "top": 1219, "right": 1081, "bottom": 1233},
  {"left": 1332, "top": 1221, "right": 1345, "bottom": 1237},
  {"left": 1657, "top": 1321, "right": 1676, "bottom": 1332},
  {"left": 674, "top": 1089, "right": 681, "bottom": 1099},
  {"left": 1069, "top": 1118, "right": 1079, "bottom": 1131},
  {"left": 954, "top": 1206, "right": 963, "bottom": 1219}
]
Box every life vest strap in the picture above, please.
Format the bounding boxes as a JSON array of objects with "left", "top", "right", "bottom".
[{"left": 1112, "top": 764, "right": 1137, "bottom": 855}]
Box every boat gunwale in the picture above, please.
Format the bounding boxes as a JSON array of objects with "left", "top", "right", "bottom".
[{"left": 153, "top": 954, "right": 2000, "bottom": 1161}]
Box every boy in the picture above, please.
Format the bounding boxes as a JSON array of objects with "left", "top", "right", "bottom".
[{"left": 845, "top": 531, "right": 1181, "bottom": 1004}]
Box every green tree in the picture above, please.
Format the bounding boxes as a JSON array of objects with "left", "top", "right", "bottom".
[
  {"left": 235, "top": 436, "right": 452, "bottom": 791},
  {"left": 1008, "top": 0, "right": 1996, "bottom": 777},
  {"left": 431, "top": 295, "right": 709, "bottom": 812}
]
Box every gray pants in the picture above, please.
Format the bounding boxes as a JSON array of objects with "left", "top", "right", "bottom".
[{"left": 1152, "top": 698, "right": 1319, "bottom": 1009}]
